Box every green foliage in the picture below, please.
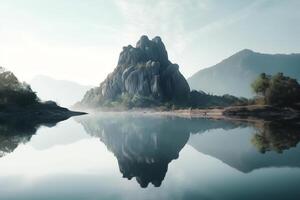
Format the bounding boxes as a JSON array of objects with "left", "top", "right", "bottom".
[
  {"left": 251, "top": 122, "right": 300, "bottom": 154},
  {"left": 117, "top": 93, "right": 131, "bottom": 108},
  {"left": 252, "top": 73, "right": 300, "bottom": 106},
  {"left": 188, "top": 90, "right": 248, "bottom": 108},
  {"left": 0, "top": 68, "right": 39, "bottom": 106},
  {"left": 96, "top": 90, "right": 250, "bottom": 110},
  {"left": 251, "top": 73, "right": 270, "bottom": 97},
  {"left": 99, "top": 93, "right": 160, "bottom": 109},
  {"left": 0, "top": 89, "right": 38, "bottom": 106},
  {"left": 130, "top": 95, "right": 157, "bottom": 107},
  {"left": 0, "top": 70, "right": 20, "bottom": 90}
]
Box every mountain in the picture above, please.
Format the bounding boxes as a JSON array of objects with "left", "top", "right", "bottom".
[
  {"left": 30, "top": 75, "right": 92, "bottom": 107},
  {"left": 78, "top": 35, "right": 190, "bottom": 108},
  {"left": 188, "top": 49, "right": 300, "bottom": 98}
]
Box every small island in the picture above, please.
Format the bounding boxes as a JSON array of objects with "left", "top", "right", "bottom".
[{"left": 0, "top": 67, "right": 85, "bottom": 124}]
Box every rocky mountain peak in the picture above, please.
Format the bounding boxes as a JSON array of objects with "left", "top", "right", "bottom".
[
  {"left": 136, "top": 35, "right": 151, "bottom": 49},
  {"left": 117, "top": 35, "right": 170, "bottom": 68},
  {"left": 238, "top": 49, "right": 254, "bottom": 54},
  {"left": 80, "top": 35, "right": 190, "bottom": 108}
]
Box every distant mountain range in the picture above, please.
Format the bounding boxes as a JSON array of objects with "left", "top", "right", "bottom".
[
  {"left": 188, "top": 49, "right": 300, "bottom": 98},
  {"left": 30, "top": 75, "right": 93, "bottom": 107}
]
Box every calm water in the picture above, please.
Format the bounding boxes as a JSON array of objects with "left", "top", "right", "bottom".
[{"left": 1, "top": 113, "right": 300, "bottom": 200}]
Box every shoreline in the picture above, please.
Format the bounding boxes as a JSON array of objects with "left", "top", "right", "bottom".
[
  {"left": 77, "top": 105, "right": 300, "bottom": 123},
  {"left": 0, "top": 102, "right": 86, "bottom": 124}
]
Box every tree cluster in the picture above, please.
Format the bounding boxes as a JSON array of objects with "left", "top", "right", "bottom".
[
  {"left": 0, "top": 89, "right": 38, "bottom": 106},
  {"left": 251, "top": 73, "right": 300, "bottom": 106}
]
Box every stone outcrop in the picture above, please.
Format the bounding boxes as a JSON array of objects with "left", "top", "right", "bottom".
[{"left": 80, "top": 35, "right": 190, "bottom": 107}]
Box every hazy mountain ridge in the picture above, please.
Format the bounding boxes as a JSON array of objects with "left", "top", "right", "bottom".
[
  {"left": 30, "top": 75, "right": 93, "bottom": 107},
  {"left": 188, "top": 49, "right": 300, "bottom": 97}
]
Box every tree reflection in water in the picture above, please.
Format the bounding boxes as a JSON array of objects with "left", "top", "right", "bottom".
[
  {"left": 0, "top": 116, "right": 71, "bottom": 157},
  {"left": 252, "top": 121, "right": 300, "bottom": 153}
]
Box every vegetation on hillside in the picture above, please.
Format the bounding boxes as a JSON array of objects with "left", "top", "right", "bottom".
[
  {"left": 0, "top": 67, "right": 39, "bottom": 106},
  {"left": 98, "top": 93, "right": 160, "bottom": 109},
  {"left": 0, "top": 89, "right": 38, "bottom": 106},
  {"left": 251, "top": 72, "right": 300, "bottom": 106},
  {"left": 188, "top": 90, "right": 248, "bottom": 108}
]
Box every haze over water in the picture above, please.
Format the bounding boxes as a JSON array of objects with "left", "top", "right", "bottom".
[{"left": 1, "top": 113, "right": 300, "bottom": 200}]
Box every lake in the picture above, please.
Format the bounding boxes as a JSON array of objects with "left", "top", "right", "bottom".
[{"left": 0, "top": 112, "right": 300, "bottom": 200}]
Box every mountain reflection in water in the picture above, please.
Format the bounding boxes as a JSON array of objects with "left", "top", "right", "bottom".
[
  {"left": 76, "top": 113, "right": 300, "bottom": 188},
  {"left": 1, "top": 113, "right": 300, "bottom": 190}
]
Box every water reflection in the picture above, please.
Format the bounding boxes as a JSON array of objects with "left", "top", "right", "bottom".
[
  {"left": 77, "top": 114, "right": 300, "bottom": 187},
  {"left": 77, "top": 114, "right": 244, "bottom": 187},
  {"left": 2, "top": 112, "right": 300, "bottom": 192},
  {"left": 252, "top": 121, "right": 300, "bottom": 153},
  {"left": 0, "top": 116, "right": 70, "bottom": 157},
  {"left": 189, "top": 120, "right": 300, "bottom": 173}
]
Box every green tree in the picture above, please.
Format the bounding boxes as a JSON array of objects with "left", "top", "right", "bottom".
[
  {"left": 251, "top": 72, "right": 300, "bottom": 106},
  {"left": 251, "top": 73, "right": 270, "bottom": 97}
]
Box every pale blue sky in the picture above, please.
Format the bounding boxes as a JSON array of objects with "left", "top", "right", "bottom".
[{"left": 0, "top": 0, "right": 299, "bottom": 85}]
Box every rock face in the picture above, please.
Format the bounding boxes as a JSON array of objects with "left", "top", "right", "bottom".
[{"left": 80, "top": 35, "right": 190, "bottom": 107}]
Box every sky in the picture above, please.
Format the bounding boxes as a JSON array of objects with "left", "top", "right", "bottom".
[{"left": 0, "top": 0, "right": 299, "bottom": 85}]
